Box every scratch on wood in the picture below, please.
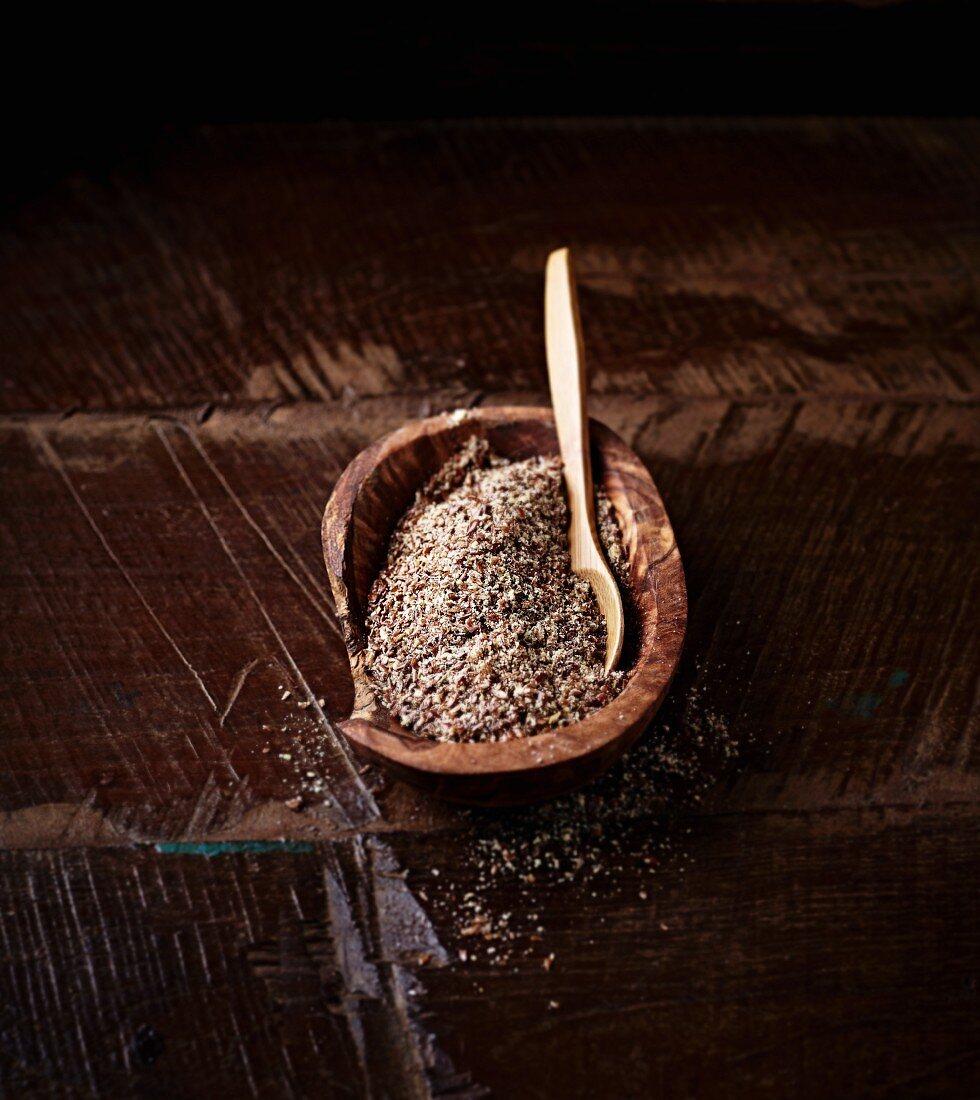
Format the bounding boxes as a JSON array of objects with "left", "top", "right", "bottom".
[
  {"left": 153, "top": 423, "right": 379, "bottom": 828},
  {"left": 219, "top": 656, "right": 265, "bottom": 728},
  {"left": 180, "top": 423, "right": 343, "bottom": 640},
  {"left": 318, "top": 838, "right": 484, "bottom": 1099},
  {"left": 30, "top": 426, "right": 219, "bottom": 713}
]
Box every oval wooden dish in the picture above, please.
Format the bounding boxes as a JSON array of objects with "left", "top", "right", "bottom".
[{"left": 322, "top": 406, "right": 686, "bottom": 806}]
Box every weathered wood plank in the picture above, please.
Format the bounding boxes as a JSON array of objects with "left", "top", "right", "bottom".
[
  {"left": 1, "top": 811, "right": 976, "bottom": 1098},
  {"left": 1, "top": 120, "right": 978, "bottom": 413},
  {"left": 391, "top": 808, "right": 980, "bottom": 1099},
  {"left": 0, "top": 839, "right": 481, "bottom": 1099},
  {"left": 0, "top": 394, "right": 975, "bottom": 845}
]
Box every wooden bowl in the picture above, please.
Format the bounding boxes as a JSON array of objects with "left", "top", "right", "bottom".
[{"left": 322, "top": 407, "right": 686, "bottom": 806}]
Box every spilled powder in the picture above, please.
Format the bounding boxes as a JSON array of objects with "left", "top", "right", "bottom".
[
  {"left": 364, "top": 437, "right": 628, "bottom": 742},
  {"left": 264, "top": 660, "right": 744, "bottom": 978},
  {"left": 420, "top": 670, "right": 743, "bottom": 971}
]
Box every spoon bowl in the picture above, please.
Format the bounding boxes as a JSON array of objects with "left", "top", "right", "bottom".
[{"left": 322, "top": 406, "right": 686, "bottom": 806}]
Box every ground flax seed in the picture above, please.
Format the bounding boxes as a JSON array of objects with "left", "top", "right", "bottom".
[{"left": 364, "top": 437, "right": 628, "bottom": 742}]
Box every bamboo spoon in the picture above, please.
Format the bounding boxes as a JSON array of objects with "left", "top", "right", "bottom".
[{"left": 545, "top": 247, "right": 625, "bottom": 673}]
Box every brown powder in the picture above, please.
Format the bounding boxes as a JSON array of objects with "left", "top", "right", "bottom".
[{"left": 364, "top": 436, "right": 628, "bottom": 742}]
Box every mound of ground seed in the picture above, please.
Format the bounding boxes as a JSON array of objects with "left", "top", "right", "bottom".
[{"left": 364, "top": 436, "right": 627, "bottom": 743}]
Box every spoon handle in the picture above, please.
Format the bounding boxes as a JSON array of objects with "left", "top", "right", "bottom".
[
  {"left": 545, "top": 247, "right": 624, "bottom": 672},
  {"left": 545, "top": 248, "right": 596, "bottom": 567}
]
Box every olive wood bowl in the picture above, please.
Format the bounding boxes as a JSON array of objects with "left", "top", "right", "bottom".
[{"left": 322, "top": 407, "right": 686, "bottom": 806}]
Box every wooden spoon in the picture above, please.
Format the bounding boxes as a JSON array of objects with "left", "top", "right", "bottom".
[{"left": 545, "top": 247, "right": 625, "bottom": 673}]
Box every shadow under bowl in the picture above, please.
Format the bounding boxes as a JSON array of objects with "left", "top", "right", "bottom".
[{"left": 322, "top": 406, "right": 686, "bottom": 806}]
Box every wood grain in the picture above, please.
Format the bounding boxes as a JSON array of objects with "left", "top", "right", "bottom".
[
  {"left": 0, "top": 119, "right": 978, "bottom": 1098},
  {"left": 1, "top": 120, "right": 978, "bottom": 413}
]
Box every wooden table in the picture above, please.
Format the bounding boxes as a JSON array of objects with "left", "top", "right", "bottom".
[{"left": 1, "top": 119, "right": 977, "bottom": 1098}]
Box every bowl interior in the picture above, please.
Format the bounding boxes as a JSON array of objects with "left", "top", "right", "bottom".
[{"left": 340, "top": 412, "right": 641, "bottom": 657}]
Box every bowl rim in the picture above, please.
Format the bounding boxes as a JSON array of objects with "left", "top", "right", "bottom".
[{"left": 322, "top": 405, "right": 686, "bottom": 781}]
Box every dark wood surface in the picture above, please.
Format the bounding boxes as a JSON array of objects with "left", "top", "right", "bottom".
[{"left": 1, "top": 119, "right": 977, "bottom": 1098}]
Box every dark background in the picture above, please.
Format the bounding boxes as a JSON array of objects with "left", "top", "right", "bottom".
[{"left": 4, "top": 1, "right": 975, "bottom": 204}]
